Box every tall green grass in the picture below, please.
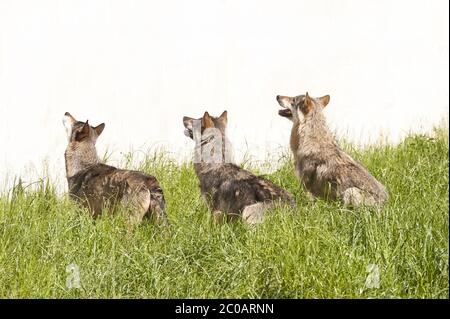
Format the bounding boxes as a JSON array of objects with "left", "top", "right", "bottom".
[{"left": 0, "top": 128, "right": 448, "bottom": 298}]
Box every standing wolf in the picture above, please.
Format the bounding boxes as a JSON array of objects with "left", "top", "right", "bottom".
[
  {"left": 63, "top": 112, "right": 167, "bottom": 225},
  {"left": 276, "top": 93, "right": 388, "bottom": 207},
  {"left": 183, "top": 110, "right": 295, "bottom": 224}
]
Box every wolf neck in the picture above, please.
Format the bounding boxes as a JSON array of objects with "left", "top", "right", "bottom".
[
  {"left": 65, "top": 143, "right": 101, "bottom": 178},
  {"left": 291, "top": 109, "right": 336, "bottom": 156}
]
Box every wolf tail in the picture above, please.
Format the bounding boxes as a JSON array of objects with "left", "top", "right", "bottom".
[
  {"left": 281, "top": 190, "right": 296, "bottom": 208},
  {"left": 145, "top": 177, "right": 168, "bottom": 226},
  {"left": 148, "top": 189, "right": 168, "bottom": 226},
  {"left": 254, "top": 178, "right": 296, "bottom": 208}
]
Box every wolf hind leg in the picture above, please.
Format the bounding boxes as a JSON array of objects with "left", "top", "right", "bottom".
[
  {"left": 304, "top": 191, "right": 316, "bottom": 202},
  {"left": 125, "top": 189, "right": 151, "bottom": 228},
  {"left": 211, "top": 210, "right": 226, "bottom": 224},
  {"left": 242, "top": 202, "right": 274, "bottom": 225},
  {"left": 342, "top": 187, "right": 376, "bottom": 207}
]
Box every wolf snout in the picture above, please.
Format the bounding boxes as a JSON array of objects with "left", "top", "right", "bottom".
[
  {"left": 276, "top": 95, "right": 289, "bottom": 108},
  {"left": 276, "top": 95, "right": 285, "bottom": 107}
]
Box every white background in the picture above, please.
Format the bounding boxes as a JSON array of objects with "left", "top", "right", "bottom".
[{"left": 0, "top": 0, "right": 448, "bottom": 190}]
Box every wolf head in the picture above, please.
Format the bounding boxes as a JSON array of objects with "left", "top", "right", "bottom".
[
  {"left": 183, "top": 111, "right": 228, "bottom": 139},
  {"left": 183, "top": 111, "right": 231, "bottom": 164},
  {"left": 63, "top": 112, "right": 105, "bottom": 177},
  {"left": 63, "top": 112, "right": 105, "bottom": 145},
  {"left": 276, "top": 92, "right": 330, "bottom": 122}
]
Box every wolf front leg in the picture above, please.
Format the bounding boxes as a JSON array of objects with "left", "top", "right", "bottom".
[{"left": 86, "top": 196, "right": 103, "bottom": 219}]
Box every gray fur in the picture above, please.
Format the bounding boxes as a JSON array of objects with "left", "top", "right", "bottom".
[
  {"left": 183, "top": 111, "right": 295, "bottom": 224},
  {"left": 277, "top": 93, "right": 388, "bottom": 207},
  {"left": 63, "top": 112, "right": 167, "bottom": 225}
]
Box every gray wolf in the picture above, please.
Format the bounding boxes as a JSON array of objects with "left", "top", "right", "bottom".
[
  {"left": 63, "top": 112, "right": 167, "bottom": 226},
  {"left": 276, "top": 92, "right": 388, "bottom": 207},
  {"left": 183, "top": 110, "right": 295, "bottom": 224}
]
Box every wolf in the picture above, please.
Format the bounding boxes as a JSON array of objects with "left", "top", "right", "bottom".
[
  {"left": 276, "top": 92, "right": 388, "bottom": 207},
  {"left": 63, "top": 112, "right": 167, "bottom": 226},
  {"left": 183, "top": 110, "right": 295, "bottom": 225}
]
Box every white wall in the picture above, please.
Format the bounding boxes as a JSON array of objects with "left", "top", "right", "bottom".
[{"left": 0, "top": 0, "right": 448, "bottom": 190}]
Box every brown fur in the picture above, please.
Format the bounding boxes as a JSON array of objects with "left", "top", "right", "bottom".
[
  {"left": 277, "top": 93, "right": 388, "bottom": 207},
  {"left": 183, "top": 111, "right": 295, "bottom": 224},
  {"left": 63, "top": 112, "right": 167, "bottom": 226}
]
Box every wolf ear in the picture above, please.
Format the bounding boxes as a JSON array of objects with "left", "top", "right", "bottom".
[
  {"left": 319, "top": 95, "right": 330, "bottom": 107},
  {"left": 183, "top": 116, "right": 194, "bottom": 130},
  {"left": 202, "top": 111, "right": 214, "bottom": 128},
  {"left": 300, "top": 92, "right": 313, "bottom": 114},
  {"left": 219, "top": 110, "right": 228, "bottom": 124},
  {"left": 304, "top": 92, "right": 311, "bottom": 105},
  {"left": 75, "top": 120, "right": 90, "bottom": 141},
  {"left": 94, "top": 123, "right": 105, "bottom": 136}
]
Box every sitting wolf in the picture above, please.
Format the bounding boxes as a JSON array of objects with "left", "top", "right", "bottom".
[
  {"left": 276, "top": 92, "right": 388, "bottom": 207},
  {"left": 183, "top": 110, "right": 295, "bottom": 224},
  {"left": 63, "top": 112, "right": 167, "bottom": 225}
]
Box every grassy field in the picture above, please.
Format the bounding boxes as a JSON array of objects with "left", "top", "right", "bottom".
[{"left": 0, "top": 128, "right": 448, "bottom": 298}]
